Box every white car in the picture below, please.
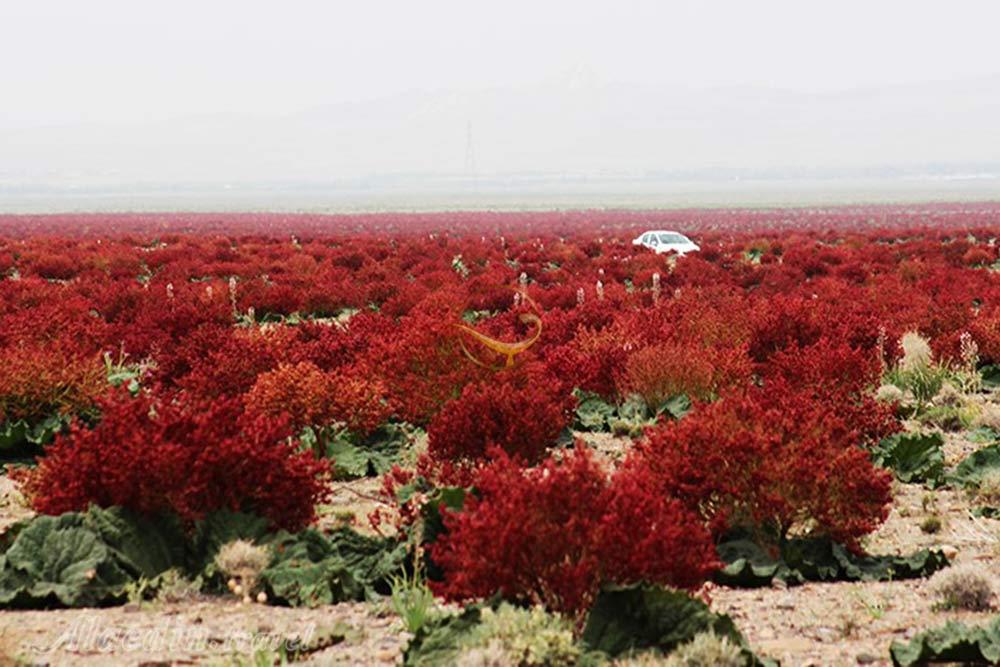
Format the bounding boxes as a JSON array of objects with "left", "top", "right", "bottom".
[{"left": 632, "top": 230, "right": 700, "bottom": 255}]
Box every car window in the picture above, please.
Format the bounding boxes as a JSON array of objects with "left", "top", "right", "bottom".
[
  {"left": 658, "top": 233, "right": 687, "bottom": 244},
  {"left": 641, "top": 233, "right": 650, "bottom": 243},
  {"left": 648, "top": 235, "right": 658, "bottom": 245}
]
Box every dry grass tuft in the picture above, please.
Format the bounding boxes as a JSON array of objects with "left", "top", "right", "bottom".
[
  {"left": 899, "top": 331, "right": 933, "bottom": 371},
  {"left": 215, "top": 539, "right": 272, "bottom": 595},
  {"left": 929, "top": 563, "right": 994, "bottom": 611},
  {"left": 876, "top": 384, "right": 906, "bottom": 404}
]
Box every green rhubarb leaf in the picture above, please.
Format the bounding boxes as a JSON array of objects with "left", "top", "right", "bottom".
[
  {"left": 715, "top": 535, "right": 948, "bottom": 587},
  {"left": 656, "top": 394, "right": 691, "bottom": 420},
  {"left": 872, "top": 431, "right": 945, "bottom": 487},
  {"left": 317, "top": 423, "right": 410, "bottom": 479},
  {"left": 0, "top": 515, "right": 131, "bottom": 607},
  {"left": 890, "top": 617, "right": 1000, "bottom": 666},
  {"left": 574, "top": 391, "right": 616, "bottom": 432},
  {"left": 980, "top": 365, "right": 1000, "bottom": 388},
  {"left": 82, "top": 505, "right": 186, "bottom": 579},
  {"left": 581, "top": 584, "right": 764, "bottom": 665},
  {"left": 950, "top": 444, "right": 1000, "bottom": 489},
  {"left": 260, "top": 527, "right": 405, "bottom": 606},
  {"left": 261, "top": 558, "right": 362, "bottom": 607},
  {"left": 404, "top": 605, "right": 485, "bottom": 667},
  {"left": 715, "top": 539, "right": 798, "bottom": 587}
]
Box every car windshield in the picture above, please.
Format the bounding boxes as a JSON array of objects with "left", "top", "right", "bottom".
[{"left": 658, "top": 233, "right": 688, "bottom": 244}]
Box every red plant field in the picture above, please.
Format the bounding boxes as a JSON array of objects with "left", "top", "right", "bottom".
[{"left": 2, "top": 204, "right": 1000, "bottom": 662}]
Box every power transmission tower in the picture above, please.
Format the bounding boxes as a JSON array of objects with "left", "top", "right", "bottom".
[{"left": 463, "top": 120, "right": 476, "bottom": 176}]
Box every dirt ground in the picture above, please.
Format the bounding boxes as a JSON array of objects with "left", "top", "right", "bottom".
[{"left": 1, "top": 425, "right": 998, "bottom": 666}]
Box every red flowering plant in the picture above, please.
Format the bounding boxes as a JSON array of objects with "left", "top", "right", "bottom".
[
  {"left": 615, "top": 339, "right": 752, "bottom": 409},
  {"left": 174, "top": 326, "right": 296, "bottom": 398},
  {"left": 326, "top": 368, "right": 393, "bottom": 436},
  {"left": 764, "top": 338, "right": 900, "bottom": 446},
  {"left": 0, "top": 344, "right": 106, "bottom": 422},
  {"left": 0, "top": 343, "right": 108, "bottom": 451},
  {"left": 362, "top": 289, "right": 490, "bottom": 425},
  {"left": 18, "top": 389, "right": 330, "bottom": 530},
  {"left": 243, "top": 361, "right": 335, "bottom": 430},
  {"left": 426, "top": 362, "right": 575, "bottom": 465},
  {"left": 428, "top": 445, "right": 717, "bottom": 617},
  {"left": 629, "top": 382, "right": 893, "bottom": 551}
]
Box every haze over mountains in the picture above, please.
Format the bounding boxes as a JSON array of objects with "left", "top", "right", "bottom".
[{"left": 3, "top": 72, "right": 999, "bottom": 190}]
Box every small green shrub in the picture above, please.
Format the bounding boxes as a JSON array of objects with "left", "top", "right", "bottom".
[
  {"left": 885, "top": 332, "right": 950, "bottom": 414},
  {"left": 919, "top": 515, "right": 943, "bottom": 534},
  {"left": 405, "top": 602, "right": 579, "bottom": 667},
  {"left": 391, "top": 565, "right": 438, "bottom": 635},
  {"left": 664, "top": 631, "right": 745, "bottom": 667},
  {"left": 468, "top": 605, "right": 580, "bottom": 667}
]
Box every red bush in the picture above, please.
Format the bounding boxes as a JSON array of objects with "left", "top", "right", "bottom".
[
  {"left": 615, "top": 340, "right": 752, "bottom": 407},
  {"left": 429, "top": 445, "right": 717, "bottom": 616},
  {"left": 0, "top": 344, "right": 106, "bottom": 423},
  {"left": 427, "top": 365, "right": 575, "bottom": 464},
  {"left": 244, "top": 361, "right": 333, "bottom": 430},
  {"left": 629, "top": 383, "right": 893, "bottom": 549},
  {"left": 765, "top": 338, "right": 881, "bottom": 396},
  {"left": 22, "top": 391, "right": 330, "bottom": 530},
  {"left": 962, "top": 247, "right": 993, "bottom": 267},
  {"left": 175, "top": 327, "right": 293, "bottom": 398},
  {"left": 327, "top": 369, "right": 392, "bottom": 436},
  {"left": 764, "top": 340, "right": 899, "bottom": 446},
  {"left": 365, "top": 294, "right": 489, "bottom": 425}
]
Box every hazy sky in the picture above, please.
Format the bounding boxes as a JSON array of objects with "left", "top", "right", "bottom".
[{"left": 4, "top": 0, "right": 1000, "bottom": 128}]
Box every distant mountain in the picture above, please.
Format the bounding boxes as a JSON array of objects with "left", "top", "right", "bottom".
[{"left": 2, "top": 75, "right": 1000, "bottom": 187}]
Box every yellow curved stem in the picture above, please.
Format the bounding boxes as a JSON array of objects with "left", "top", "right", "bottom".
[{"left": 454, "top": 292, "right": 543, "bottom": 369}]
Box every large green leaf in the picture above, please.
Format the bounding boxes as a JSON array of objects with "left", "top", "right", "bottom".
[
  {"left": 980, "top": 365, "right": 1000, "bottom": 389},
  {"left": 0, "top": 421, "right": 29, "bottom": 451},
  {"left": 404, "top": 605, "right": 485, "bottom": 667},
  {"left": 872, "top": 432, "right": 945, "bottom": 487},
  {"left": 716, "top": 535, "right": 949, "bottom": 587},
  {"left": 715, "top": 539, "right": 798, "bottom": 587},
  {"left": 419, "top": 487, "right": 467, "bottom": 544},
  {"left": 657, "top": 394, "right": 692, "bottom": 420},
  {"left": 950, "top": 444, "right": 1000, "bottom": 488},
  {"left": 574, "top": 392, "right": 616, "bottom": 432},
  {"left": 0, "top": 508, "right": 407, "bottom": 610},
  {"left": 311, "top": 423, "right": 410, "bottom": 479},
  {"left": 783, "top": 539, "right": 948, "bottom": 583},
  {"left": 326, "top": 432, "right": 404, "bottom": 479},
  {"left": 260, "top": 527, "right": 407, "bottom": 606},
  {"left": 0, "top": 557, "right": 33, "bottom": 605},
  {"left": 326, "top": 527, "right": 408, "bottom": 597},
  {"left": 0, "top": 415, "right": 67, "bottom": 453},
  {"left": 573, "top": 391, "right": 689, "bottom": 435},
  {"left": 0, "top": 515, "right": 131, "bottom": 607},
  {"left": 261, "top": 558, "right": 363, "bottom": 607},
  {"left": 418, "top": 487, "right": 467, "bottom": 581},
  {"left": 890, "top": 617, "right": 1000, "bottom": 666},
  {"left": 616, "top": 395, "right": 649, "bottom": 423},
  {"left": 82, "top": 505, "right": 186, "bottom": 579},
  {"left": 581, "top": 584, "right": 764, "bottom": 665}
]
